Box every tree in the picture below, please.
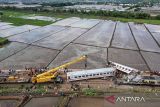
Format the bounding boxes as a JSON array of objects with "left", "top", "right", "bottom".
[
  {"left": 0, "top": 11, "right": 3, "bottom": 16},
  {"left": 155, "top": 15, "right": 160, "bottom": 20}
]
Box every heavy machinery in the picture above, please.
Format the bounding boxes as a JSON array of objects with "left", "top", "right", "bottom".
[{"left": 31, "top": 55, "right": 87, "bottom": 83}]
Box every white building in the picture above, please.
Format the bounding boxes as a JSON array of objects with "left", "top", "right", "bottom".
[{"left": 67, "top": 67, "right": 116, "bottom": 81}]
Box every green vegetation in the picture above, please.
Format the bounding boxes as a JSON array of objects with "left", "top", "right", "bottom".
[
  {"left": 0, "top": 37, "right": 9, "bottom": 46},
  {"left": 0, "top": 9, "right": 53, "bottom": 26},
  {"left": 30, "top": 88, "right": 47, "bottom": 94},
  {"left": 0, "top": 11, "right": 3, "bottom": 16},
  {"left": 0, "top": 16, "right": 52, "bottom": 26},
  {"left": 0, "top": 85, "right": 48, "bottom": 95},
  {"left": 1, "top": 6, "right": 160, "bottom": 26},
  {"left": 108, "top": 17, "right": 160, "bottom": 25},
  {"left": 82, "top": 88, "right": 97, "bottom": 96}
]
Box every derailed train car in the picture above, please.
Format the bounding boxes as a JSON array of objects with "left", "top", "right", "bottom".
[{"left": 67, "top": 67, "right": 116, "bottom": 81}]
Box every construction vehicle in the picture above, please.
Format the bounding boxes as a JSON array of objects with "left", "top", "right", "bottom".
[{"left": 31, "top": 55, "right": 87, "bottom": 83}]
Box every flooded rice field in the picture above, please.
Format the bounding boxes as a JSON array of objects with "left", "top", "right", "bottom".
[
  {"left": 0, "top": 100, "right": 19, "bottom": 107},
  {"left": 145, "top": 24, "right": 160, "bottom": 46},
  {"left": 23, "top": 97, "right": 59, "bottom": 107},
  {"left": 0, "top": 25, "right": 39, "bottom": 37},
  {"left": 68, "top": 97, "right": 104, "bottom": 107},
  {"left": 0, "top": 24, "right": 15, "bottom": 30},
  {"left": 0, "top": 45, "right": 59, "bottom": 69},
  {"left": 68, "top": 93, "right": 160, "bottom": 107},
  {"left": 111, "top": 22, "right": 138, "bottom": 50},
  {"left": 68, "top": 19, "right": 100, "bottom": 29},
  {"left": 0, "top": 17, "right": 159, "bottom": 71},
  {"left": 74, "top": 20, "right": 115, "bottom": 47},
  {"left": 0, "top": 42, "right": 28, "bottom": 61},
  {"left": 0, "top": 22, "right": 11, "bottom": 27},
  {"left": 20, "top": 15, "right": 61, "bottom": 22},
  {"left": 8, "top": 25, "right": 66, "bottom": 44},
  {"left": 52, "top": 17, "right": 81, "bottom": 26},
  {"left": 129, "top": 22, "right": 160, "bottom": 53},
  {"left": 141, "top": 51, "right": 160, "bottom": 71},
  {"left": 108, "top": 48, "right": 149, "bottom": 71},
  {"left": 48, "top": 43, "right": 107, "bottom": 69},
  {"left": 33, "top": 27, "right": 87, "bottom": 50}
]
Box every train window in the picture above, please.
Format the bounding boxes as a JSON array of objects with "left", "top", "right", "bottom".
[
  {"left": 104, "top": 73, "right": 106, "bottom": 74},
  {"left": 100, "top": 73, "right": 102, "bottom": 75},
  {"left": 97, "top": 74, "right": 99, "bottom": 75},
  {"left": 75, "top": 76, "right": 77, "bottom": 78},
  {"left": 68, "top": 76, "right": 70, "bottom": 79},
  {"left": 82, "top": 75, "right": 85, "bottom": 77},
  {"left": 90, "top": 74, "right": 92, "bottom": 76},
  {"left": 86, "top": 75, "right": 88, "bottom": 77},
  {"left": 79, "top": 76, "right": 81, "bottom": 78},
  {"left": 93, "top": 74, "right": 96, "bottom": 76}
]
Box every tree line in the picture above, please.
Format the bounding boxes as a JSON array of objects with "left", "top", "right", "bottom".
[{"left": 0, "top": 6, "right": 160, "bottom": 20}]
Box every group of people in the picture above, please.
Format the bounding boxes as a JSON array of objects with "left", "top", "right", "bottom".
[{"left": 25, "top": 67, "right": 49, "bottom": 76}]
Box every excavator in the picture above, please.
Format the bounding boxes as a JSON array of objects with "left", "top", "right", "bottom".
[{"left": 31, "top": 55, "right": 87, "bottom": 83}]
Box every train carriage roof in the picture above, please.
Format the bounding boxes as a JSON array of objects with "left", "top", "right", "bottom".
[{"left": 67, "top": 67, "right": 115, "bottom": 77}]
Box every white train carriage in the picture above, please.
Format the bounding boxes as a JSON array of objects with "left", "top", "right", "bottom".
[
  {"left": 109, "top": 61, "right": 139, "bottom": 74},
  {"left": 67, "top": 67, "right": 116, "bottom": 81}
]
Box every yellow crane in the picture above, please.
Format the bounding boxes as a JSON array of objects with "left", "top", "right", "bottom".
[{"left": 31, "top": 55, "right": 87, "bottom": 83}]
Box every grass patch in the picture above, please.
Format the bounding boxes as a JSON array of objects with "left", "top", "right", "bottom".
[
  {"left": 0, "top": 10, "right": 53, "bottom": 26},
  {"left": 109, "top": 17, "right": 160, "bottom": 25},
  {"left": 82, "top": 88, "right": 97, "bottom": 96},
  {"left": 0, "top": 16, "right": 52, "bottom": 26},
  {"left": 0, "top": 37, "right": 9, "bottom": 46}
]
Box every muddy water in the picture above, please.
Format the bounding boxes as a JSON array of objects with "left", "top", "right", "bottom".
[
  {"left": 141, "top": 51, "right": 160, "bottom": 71},
  {"left": 0, "top": 42, "right": 28, "bottom": 61},
  {"left": 69, "top": 19, "right": 100, "bottom": 29},
  {"left": 111, "top": 22, "right": 138, "bottom": 50},
  {"left": 0, "top": 25, "right": 39, "bottom": 38},
  {"left": 68, "top": 97, "right": 104, "bottom": 107},
  {"left": 68, "top": 93, "right": 160, "bottom": 107},
  {"left": 49, "top": 43, "right": 107, "bottom": 69},
  {"left": 129, "top": 22, "right": 160, "bottom": 53},
  {"left": 145, "top": 24, "right": 160, "bottom": 46},
  {"left": 0, "top": 46, "right": 59, "bottom": 69},
  {"left": 0, "top": 22, "right": 11, "bottom": 27},
  {"left": 108, "top": 48, "right": 149, "bottom": 71},
  {"left": 0, "top": 100, "right": 18, "bottom": 107},
  {"left": 0, "top": 25, "right": 15, "bottom": 30},
  {"left": 52, "top": 17, "right": 81, "bottom": 26},
  {"left": 8, "top": 25, "right": 66, "bottom": 44},
  {"left": 33, "top": 27, "right": 87, "bottom": 50},
  {"left": 74, "top": 21, "right": 115, "bottom": 47},
  {"left": 24, "top": 97, "right": 59, "bottom": 107}
]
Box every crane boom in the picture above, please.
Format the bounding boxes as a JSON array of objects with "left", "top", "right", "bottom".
[{"left": 31, "top": 55, "right": 87, "bottom": 83}]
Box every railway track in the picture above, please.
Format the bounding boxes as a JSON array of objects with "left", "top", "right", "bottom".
[
  {"left": 117, "top": 82, "right": 160, "bottom": 87},
  {"left": 0, "top": 82, "right": 55, "bottom": 86}
]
